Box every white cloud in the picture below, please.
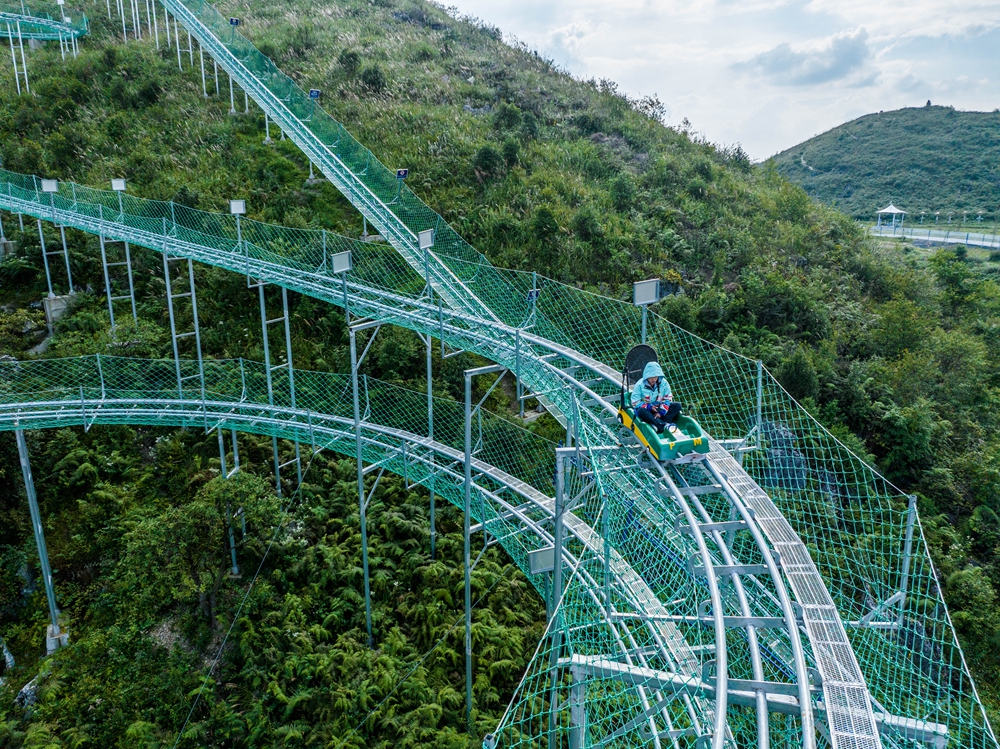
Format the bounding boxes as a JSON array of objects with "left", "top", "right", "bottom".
[
  {"left": 448, "top": 0, "right": 1000, "bottom": 157},
  {"left": 734, "top": 28, "right": 874, "bottom": 86}
]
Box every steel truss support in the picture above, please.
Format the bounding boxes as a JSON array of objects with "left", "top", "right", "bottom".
[
  {"left": 162, "top": 245, "right": 204, "bottom": 399},
  {"left": 217, "top": 427, "right": 241, "bottom": 576},
  {"left": 254, "top": 281, "right": 301, "bottom": 496},
  {"left": 37, "top": 218, "right": 73, "bottom": 299},
  {"left": 99, "top": 229, "right": 138, "bottom": 332},
  {"left": 349, "top": 325, "right": 374, "bottom": 648},
  {"left": 6, "top": 22, "right": 29, "bottom": 95},
  {"left": 464, "top": 363, "right": 507, "bottom": 736},
  {"left": 15, "top": 430, "right": 67, "bottom": 653},
  {"left": 426, "top": 330, "right": 435, "bottom": 559}
]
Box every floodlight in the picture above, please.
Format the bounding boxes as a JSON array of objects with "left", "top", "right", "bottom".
[
  {"left": 229, "top": 199, "right": 246, "bottom": 215},
  {"left": 418, "top": 228, "right": 434, "bottom": 250},
  {"left": 41, "top": 179, "right": 58, "bottom": 193},
  {"left": 528, "top": 546, "right": 554, "bottom": 575},
  {"left": 396, "top": 168, "right": 409, "bottom": 179},
  {"left": 55, "top": 0, "right": 63, "bottom": 5},
  {"left": 330, "top": 250, "right": 352, "bottom": 274},
  {"left": 111, "top": 178, "right": 126, "bottom": 192},
  {"left": 229, "top": 17, "right": 240, "bottom": 25},
  {"left": 309, "top": 88, "right": 321, "bottom": 100},
  {"left": 633, "top": 278, "right": 660, "bottom": 306}
]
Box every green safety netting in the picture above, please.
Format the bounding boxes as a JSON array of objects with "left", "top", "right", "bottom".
[
  {"left": 0, "top": 0, "right": 997, "bottom": 743},
  {"left": 0, "top": 1, "right": 87, "bottom": 39},
  {"left": 1, "top": 162, "right": 995, "bottom": 748}
]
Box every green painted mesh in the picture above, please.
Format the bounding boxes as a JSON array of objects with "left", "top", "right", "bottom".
[
  {"left": 1, "top": 157, "right": 997, "bottom": 747},
  {"left": 1, "top": 0, "right": 997, "bottom": 741},
  {"left": 0, "top": 2, "right": 88, "bottom": 39}
]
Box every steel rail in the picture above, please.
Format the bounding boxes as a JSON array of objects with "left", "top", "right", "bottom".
[
  {"left": 0, "top": 187, "right": 837, "bottom": 745},
  {"left": 0, "top": 389, "right": 718, "bottom": 701}
]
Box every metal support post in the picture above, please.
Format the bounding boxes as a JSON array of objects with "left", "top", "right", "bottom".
[
  {"left": 38, "top": 219, "right": 55, "bottom": 299},
  {"left": 350, "top": 329, "right": 374, "bottom": 648},
  {"left": 257, "top": 284, "right": 301, "bottom": 493},
  {"left": 174, "top": 17, "right": 182, "bottom": 70},
  {"left": 427, "top": 332, "right": 435, "bottom": 559},
  {"left": 755, "top": 360, "right": 763, "bottom": 441},
  {"left": 516, "top": 328, "right": 523, "bottom": 419},
  {"left": 187, "top": 30, "right": 193, "bottom": 66},
  {"left": 553, "top": 450, "right": 565, "bottom": 624},
  {"left": 213, "top": 59, "right": 219, "bottom": 96},
  {"left": 7, "top": 23, "right": 21, "bottom": 96},
  {"left": 264, "top": 111, "right": 272, "bottom": 144},
  {"left": 199, "top": 46, "right": 207, "bottom": 97},
  {"left": 163, "top": 247, "right": 204, "bottom": 398},
  {"left": 464, "top": 370, "right": 474, "bottom": 735},
  {"left": 16, "top": 22, "right": 28, "bottom": 93},
  {"left": 641, "top": 305, "right": 648, "bottom": 344},
  {"left": 15, "top": 430, "right": 66, "bottom": 653},
  {"left": 898, "top": 496, "right": 917, "bottom": 629},
  {"left": 226, "top": 501, "right": 239, "bottom": 576},
  {"left": 229, "top": 72, "right": 236, "bottom": 114},
  {"left": 58, "top": 226, "right": 74, "bottom": 294}
]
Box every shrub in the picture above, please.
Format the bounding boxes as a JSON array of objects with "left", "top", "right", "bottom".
[
  {"left": 492, "top": 102, "right": 522, "bottom": 131},
  {"left": 338, "top": 49, "right": 361, "bottom": 75},
  {"left": 360, "top": 64, "right": 387, "bottom": 93},
  {"left": 473, "top": 144, "right": 503, "bottom": 178},
  {"left": 501, "top": 138, "right": 519, "bottom": 168},
  {"left": 609, "top": 174, "right": 635, "bottom": 211},
  {"left": 412, "top": 43, "right": 434, "bottom": 62}
]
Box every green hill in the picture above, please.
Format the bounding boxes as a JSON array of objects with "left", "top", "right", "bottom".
[{"left": 771, "top": 104, "right": 1000, "bottom": 221}]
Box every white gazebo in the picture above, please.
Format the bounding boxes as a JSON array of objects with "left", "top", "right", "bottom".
[{"left": 877, "top": 203, "right": 906, "bottom": 228}]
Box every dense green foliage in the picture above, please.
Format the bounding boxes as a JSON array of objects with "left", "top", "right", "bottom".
[
  {"left": 0, "top": 0, "right": 999, "bottom": 743},
  {"left": 772, "top": 104, "right": 1000, "bottom": 221}
]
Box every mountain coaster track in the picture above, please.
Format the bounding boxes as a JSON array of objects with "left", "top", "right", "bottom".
[{"left": 0, "top": 4, "right": 997, "bottom": 749}]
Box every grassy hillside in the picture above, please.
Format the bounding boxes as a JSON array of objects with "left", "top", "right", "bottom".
[
  {"left": 0, "top": 1, "right": 999, "bottom": 744},
  {"left": 772, "top": 105, "right": 1000, "bottom": 221}
]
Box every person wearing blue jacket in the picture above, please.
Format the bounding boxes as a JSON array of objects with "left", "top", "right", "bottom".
[{"left": 630, "top": 361, "right": 681, "bottom": 434}]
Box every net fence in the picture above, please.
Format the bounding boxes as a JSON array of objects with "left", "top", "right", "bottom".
[
  {"left": 1, "top": 157, "right": 996, "bottom": 747},
  {"left": 0, "top": 1, "right": 996, "bottom": 741},
  {"left": 0, "top": 1, "right": 88, "bottom": 38}
]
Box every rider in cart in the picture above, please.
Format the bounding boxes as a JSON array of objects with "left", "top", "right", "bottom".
[{"left": 630, "top": 361, "right": 681, "bottom": 435}]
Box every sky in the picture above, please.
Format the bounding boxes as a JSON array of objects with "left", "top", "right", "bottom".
[{"left": 448, "top": 0, "right": 1000, "bottom": 159}]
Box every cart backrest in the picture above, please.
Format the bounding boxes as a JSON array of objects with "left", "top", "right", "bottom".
[{"left": 623, "top": 344, "right": 658, "bottom": 387}]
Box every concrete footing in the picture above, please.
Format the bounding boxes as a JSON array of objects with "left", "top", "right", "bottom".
[
  {"left": 45, "top": 625, "right": 69, "bottom": 655},
  {"left": 42, "top": 294, "right": 74, "bottom": 327}
]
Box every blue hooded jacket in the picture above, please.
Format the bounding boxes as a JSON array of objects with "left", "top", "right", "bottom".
[{"left": 630, "top": 361, "right": 672, "bottom": 408}]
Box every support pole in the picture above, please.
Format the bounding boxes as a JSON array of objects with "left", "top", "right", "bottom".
[
  {"left": 898, "top": 496, "right": 917, "bottom": 629},
  {"left": 553, "top": 450, "right": 565, "bottom": 623},
  {"left": 229, "top": 72, "right": 236, "bottom": 114},
  {"left": 7, "top": 23, "right": 21, "bottom": 96},
  {"left": 59, "top": 226, "right": 74, "bottom": 294},
  {"left": 427, "top": 332, "right": 435, "bottom": 559},
  {"left": 351, "top": 329, "right": 373, "bottom": 648},
  {"left": 464, "top": 370, "right": 474, "bottom": 735},
  {"left": 15, "top": 430, "right": 65, "bottom": 653},
  {"left": 99, "top": 233, "right": 116, "bottom": 332},
  {"left": 264, "top": 111, "right": 272, "bottom": 144},
  {"left": 199, "top": 46, "right": 207, "bottom": 97},
  {"left": 16, "top": 23, "right": 28, "bottom": 95},
  {"left": 38, "top": 219, "right": 54, "bottom": 299},
  {"left": 755, "top": 359, "right": 763, "bottom": 441},
  {"left": 175, "top": 16, "right": 182, "bottom": 71},
  {"left": 151, "top": 0, "right": 159, "bottom": 49}
]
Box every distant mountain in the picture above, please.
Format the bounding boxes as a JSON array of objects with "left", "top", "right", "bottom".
[{"left": 771, "top": 104, "right": 1000, "bottom": 221}]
